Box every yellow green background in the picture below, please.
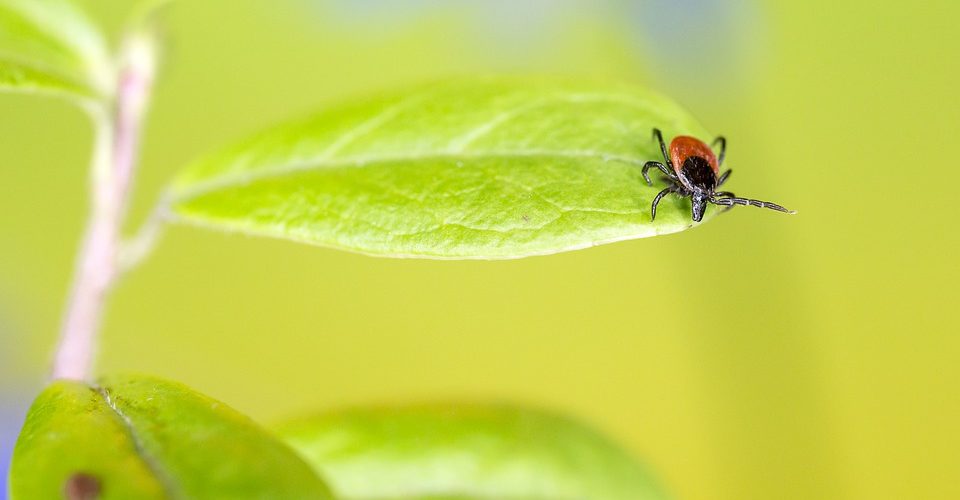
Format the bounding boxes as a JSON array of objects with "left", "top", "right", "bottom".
[{"left": 1, "top": 1, "right": 958, "bottom": 499}]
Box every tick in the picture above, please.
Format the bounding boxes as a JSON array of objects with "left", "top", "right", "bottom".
[{"left": 642, "top": 128, "right": 795, "bottom": 222}]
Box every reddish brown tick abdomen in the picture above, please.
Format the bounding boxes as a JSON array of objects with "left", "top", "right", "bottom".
[{"left": 669, "top": 136, "right": 719, "bottom": 176}]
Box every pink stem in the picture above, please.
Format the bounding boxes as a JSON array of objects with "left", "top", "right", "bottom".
[
  {"left": 51, "top": 40, "right": 155, "bottom": 381},
  {"left": 50, "top": 114, "right": 116, "bottom": 381}
]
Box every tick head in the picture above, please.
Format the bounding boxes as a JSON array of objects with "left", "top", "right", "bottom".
[{"left": 691, "top": 193, "right": 708, "bottom": 222}]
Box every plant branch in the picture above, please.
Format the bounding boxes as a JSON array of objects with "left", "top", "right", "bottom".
[
  {"left": 119, "top": 195, "right": 169, "bottom": 272},
  {"left": 51, "top": 33, "right": 157, "bottom": 381}
]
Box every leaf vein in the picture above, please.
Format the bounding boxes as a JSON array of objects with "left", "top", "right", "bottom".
[
  {"left": 174, "top": 150, "right": 646, "bottom": 203},
  {"left": 319, "top": 92, "right": 428, "bottom": 159},
  {"left": 96, "top": 386, "right": 180, "bottom": 499},
  {"left": 447, "top": 93, "right": 658, "bottom": 152}
]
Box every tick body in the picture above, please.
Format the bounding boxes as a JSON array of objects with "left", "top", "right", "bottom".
[{"left": 642, "top": 129, "right": 795, "bottom": 222}]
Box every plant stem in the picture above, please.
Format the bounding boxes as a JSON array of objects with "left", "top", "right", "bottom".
[
  {"left": 118, "top": 197, "right": 168, "bottom": 273},
  {"left": 51, "top": 35, "right": 156, "bottom": 381},
  {"left": 51, "top": 110, "right": 115, "bottom": 381}
]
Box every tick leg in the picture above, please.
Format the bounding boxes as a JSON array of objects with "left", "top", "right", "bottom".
[
  {"left": 642, "top": 161, "right": 677, "bottom": 185},
  {"left": 711, "top": 191, "right": 736, "bottom": 214},
  {"left": 650, "top": 186, "right": 677, "bottom": 221},
  {"left": 712, "top": 136, "right": 727, "bottom": 166},
  {"left": 652, "top": 128, "right": 672, "bottom": 168},
  {"left": 717, "top": 169, "right": 732, "bottom": 186},
  {"left": 711, "top": 196, "right": 796, "bottom": 214}
]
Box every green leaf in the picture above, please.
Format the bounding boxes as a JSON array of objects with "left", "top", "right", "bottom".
[
  {"left": 277, "top": 404, "right": 669, "bottom": 500},
  {"left": 9, "top": 375, "right": 333, "bottom": 499},
  {"left": 0, "top": 56, "right": 92, "bottom": 97},
  {"left": 0, "top": 0, "right": 112, "bottom": 99},
  {"left": 170, "top": 79, "right": 714, "bottom": 259}
]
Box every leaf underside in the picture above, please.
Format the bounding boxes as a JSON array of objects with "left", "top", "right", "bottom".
[
  {"left": 171, "top": 78, "right": 716, "bottom": 259},
  {"left": 277, "top": 404, "right": 669, "bottom": 500},
  {"left": 0, "top": 0, "right": 111, "bottom": 100},
  {"left": 9, "top": 375, "right": 332, "bottom": 499},
  {"left": 0, "top": 56, "right": 92, "bottom": 97}
]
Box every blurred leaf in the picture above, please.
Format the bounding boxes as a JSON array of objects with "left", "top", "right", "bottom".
[
  {"left": 0, "top": 57, "right": 92, "bottom": 97},
  {"left": 171, "top": 78, "right": 713, "bottom": 259},
  {"left": 277, "top": 404, "right": 669, "bottom": 500},
  {"left": 0, "top": 0, "right": 113, "bottom": 100},
  {"left": 9, "top": 375, "right": 332, "bottom": 499}
]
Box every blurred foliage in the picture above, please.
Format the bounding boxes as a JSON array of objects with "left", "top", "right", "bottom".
[
  {"left": 11, "top": 375, "right": 332, "bottom": 499},
  {"left": 1, "top": 1, "right": 958, "bottom": 499},
  {"left": 0, "top": 0, "right": 112, "bottom": 98},
  {"left": 278, "top": 404, "right": 666, "bottom": 499}
]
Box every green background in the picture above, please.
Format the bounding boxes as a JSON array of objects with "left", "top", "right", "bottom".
[{"left": 1, "top": 1, "right": 958, "bottom": 499}]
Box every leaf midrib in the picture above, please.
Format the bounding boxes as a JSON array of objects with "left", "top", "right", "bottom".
[
  {"left": 172, "top": 149, "right": 649, "bottom": 204},
  {"left": 95, "top": 385, "right": 180, "bottom": 499}
]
